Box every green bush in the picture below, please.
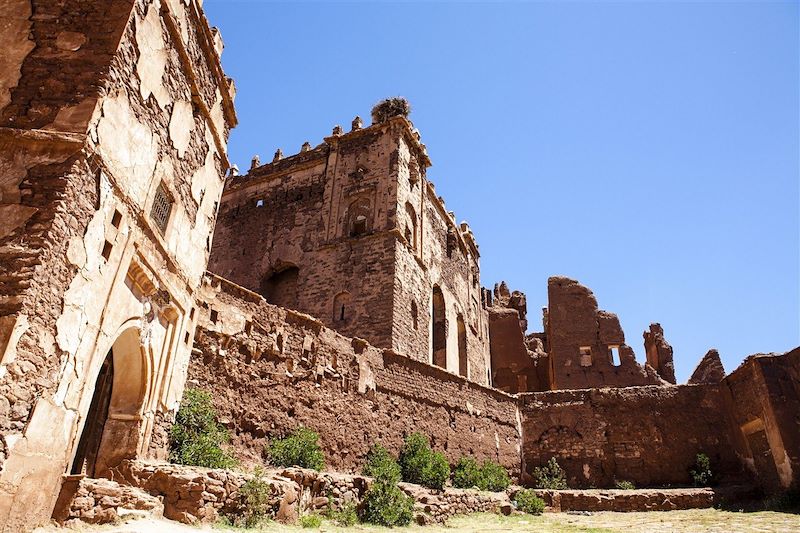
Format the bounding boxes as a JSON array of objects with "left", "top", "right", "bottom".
[
  {"left": 480, "top": 460, "right": 511, "bottom": 492},
  {"left": 363, "top": 444, "right": 401, "bottom": 484},
  {"left": 326, "top": 502, "right": 358, "bottom": 527},
  {"left": 299, "top": 513, "right": 322, "bottom": 528},
  {"left": 453, "top": 457, "right": 482, "bottom": 489},
  {"left": 267, "top": 427, "right": 325, "bottom": 471},
  {"left": 359, "top": 479, "right": 414, "bottom": 527},
  {"left": 614, "top": 480, "right": 636, "bottom": 490},
  {"left": 763, "top": 489, "right": 800, "bottom": 513},
  {"left": 234, "top": 466, "right": 271, "bottom": 528},
  {"left": 514, "top": 489, "right": 546, "bottom": 515},
  {"left": 690, "top": 453, "right": 713, "bottom": 487},
  {"left": 398, "top": 432, "right": 451, "bottom": 490},
  {"left": 169, "top": 388, "right": 237, "bottom": 469},
  {"left": 533, "top": 457, "right": 568, "bottom": 490}
]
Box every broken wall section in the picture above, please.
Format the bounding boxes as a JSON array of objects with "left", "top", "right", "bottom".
[
  {"left": 546, "top": 276, "right": 667, "bottom": 389},
  {"left": 187, "top": 274, "right": 521, "bottom": 477},
  {"left": 519, "top": 385, "right": 743, "bottom": 489},
  {"left": 723, "top": 348, "right": 800, "bottom": 493}
]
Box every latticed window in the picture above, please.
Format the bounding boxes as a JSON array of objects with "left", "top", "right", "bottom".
[{"left": 150, "top": 182, "right": 172, "bottom": 234}]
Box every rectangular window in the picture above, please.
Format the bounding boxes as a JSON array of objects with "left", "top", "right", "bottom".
[
  {"left": 579, "top": 346, "right": 592, "bottom": 367},
  {"left": 609, "top": 345, "right": 621, "bottom": 366},
  {"left": 150, "top": 182, "right": 173, "bottom": 234}
]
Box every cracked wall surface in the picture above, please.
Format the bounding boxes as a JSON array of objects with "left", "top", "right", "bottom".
[
  {"left": 0, "top": 1, "right": 235, "bottom": 530},
  {"left": 209, "top": 116, "right": 491, "bottom": 385},
  {"left": 187, "top": 275, "right": 520, "bottom": 477}
]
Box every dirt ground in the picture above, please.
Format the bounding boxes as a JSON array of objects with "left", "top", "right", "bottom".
[{"left": 34, "top": 509, "right": 800, "bottom": 533}]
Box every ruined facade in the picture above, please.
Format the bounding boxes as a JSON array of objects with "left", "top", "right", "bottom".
[
  {"left": 0, "top": 3, "right": 798, "bottom": 531},
  {"left": 208, "top": 112, "right": 491, "bottom": 383},
  {"left": 0, "top": 1, "right": 235, "bottom": 530}
]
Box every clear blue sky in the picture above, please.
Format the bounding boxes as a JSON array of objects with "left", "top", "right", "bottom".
[{"left": 205, "top": 0, "right": 799, "bottom": 382}]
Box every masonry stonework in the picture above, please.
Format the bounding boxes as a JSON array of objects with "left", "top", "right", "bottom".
[
  {"left": 0, "top": 1, "right": 235, "bottom": 530},
  {"left": 0, "top": 3, "right": 798, "bottom": 531}
]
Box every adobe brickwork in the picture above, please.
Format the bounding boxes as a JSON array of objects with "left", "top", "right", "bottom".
[
  {"left": 209, "top": 115, "right": 491, "bottom": 384},
  {"left": 0, "top": 2, "right": 798, "bottom": 531},
  {"left": 0, "top": 1, "right": 235, "bottom": 530}
]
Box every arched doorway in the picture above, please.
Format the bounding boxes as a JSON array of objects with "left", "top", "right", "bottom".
[
  {"left": 70, "top": 327, "right": 147, "bottom": 477},
  {"left": 457, "top": 314, "right": 468, "bottom": 378},
  {"left": 432, "top": 287, "right": 447, "bottom": 368}
]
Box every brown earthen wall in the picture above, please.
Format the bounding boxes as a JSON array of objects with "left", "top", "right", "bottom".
[
  {"left": 189, "top": 276, "right": 520, "bottom": 477},
  {"left": 519, "top": 385, "right": 743, "bottom": 489}
]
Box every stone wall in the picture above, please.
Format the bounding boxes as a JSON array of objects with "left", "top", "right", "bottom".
[
  {"left": 724, "top": 348, "right": 800, "bottom": 492},
  {"left": 0, "top": 1, "right": 235, "bottom": 530},
  {"left": 546, "top": 277, "right": 667, "bottom": 389},
  {"left": 519, "top": 385, "right": 743, "bottom": 489},
  {"left": 208, "top": 114, "right": 491, "bottom": 385},
  {"left": 188, "top": 275, "right": 521, "bottom": 477}
]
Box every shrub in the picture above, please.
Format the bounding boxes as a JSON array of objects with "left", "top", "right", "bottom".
[
  {"left": 690, "top": 453, "right": 713, "bottom": 487},
  {"left": 169, "top": 388, "right": 237, "bottom": 469},
  {"left": 299, "top": 514, "right": 322, "bottom": 528},
  {"left": 371, "top": 97, "right": 411, "bottom": 124},
  {"left": 359, "top": 479, "right": 414, "bottom": 527},
  {"left": 426, "top": 451, "right": 451, "bottom": 491},
  {"left": 398, "top": 432, "right": 451, "bottom": 490},
  {"left": 615, "top": 480, "right": 636, "bottom": 490},
  {"left": 452, "top": 458, "right": 510, "bottom": 492},
  {"left": 326, "top": 502, "right": 358, "bottom": 527},
  {"left": 480, "top": 460, "right": 511, "bottom": 492},
  {"left": 514, "top": 489, "right": 546, "bottom": 515},
  {"left": 763, "top": 489, "right": 800, "bottom": 513},
  {"left": 363, "top": 444, "right": 401, "bottom": 484},
  {"left": 267, "top": 427, "right": 324, "bottom": 471},
  {"left": 453, "top": 457, "right": 482, "bottom": 489},
  {"left": 234, "top": 466, "right": 271, "bottom": 528},
  {"left": 533, "top": 458, "right": 568, "bottom": 490}
]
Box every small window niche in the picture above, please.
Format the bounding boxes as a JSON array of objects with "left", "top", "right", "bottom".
[
  {"left": 333, "top": 292, "right": 352, "bottom": 322},
  {"left": 609, "top": 345, "right": 621, "bottom": 366},
  {"left": 150, "top": 182, "right": 173, "bottom": 235},
  {"left": 411, "top": 300, "right": 419, "bottom": 330},
  {"left": 579, "top": 346, "right": 592, "bottom": 367}
]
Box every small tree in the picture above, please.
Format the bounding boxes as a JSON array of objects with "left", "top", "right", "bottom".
[
  {"left": 514, "top": 489, "right": 546, "bottom": 515},
  {"left": 235, "top": 466, "right": 271, "bottom": 528},
  {"left": 363, "top": 444, "right": 401, "bottom": 483},
  {"left": 267, "top": 427, "right": 325, "bottom": 471},
  {"left": 453, "top": 457, "right": 482, "bottom": 489},
  {"left": 690, "top": 453, "right": 713, "bottom": 486},
  {"left": 533, "top": 457, "right": 568, "bottom": 490},
  {"left": 169, "top": 388, "right": 237, "bottom": 469},
  {"left": 398, "top": 432, "right": 450, "bottom": 490},
  {"left": 359, "top": 444, "right": 414, "bottom": 527},
  {"left": 480, "top": 460, "right": 511, "bottom": 492}
]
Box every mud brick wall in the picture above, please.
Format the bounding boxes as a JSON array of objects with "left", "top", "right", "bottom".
[
  {"left": 188, "top": 275, "right": 521, "bottom": 478},
  {"left": 519, "top": 385, "right": 742, "bottom": 489},
  {"left": 209, "top": 117, "right": 491, "bottom": 385},
  {"left": 723, "top": 348, "right": 800, "bottom": 492}
]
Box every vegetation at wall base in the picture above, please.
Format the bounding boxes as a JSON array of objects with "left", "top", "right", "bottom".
[
  {"left": 615, "top": 480, "right": 636, "bottom": 490},
  {"left": 514, "top": 489, "right": 546, "bottom": 515},
  {"left": 359, "top": 441, "right": 414, "bottom": 526},
  {"left": 691, "top": 453, "right": 713, "bottom": 487},
  {"left": 169, "top": 388, "right": 237, "bottom": 469},
  {"left": 231, "top": 466, "right": 271, "bottom": 528},
  {"left": 266, "top": 427, "right": 325, "bottom": 470},
  {"left": 324, "top": 501, "right": 358, "bottom": 527},
  {"left": 363, "top": 444, "right": 401, "bottom": 483},
  {"left": 299, "top": 514, "right": 323, "bottom": 528},
  {"left": 452, "top": 457, "right": 510, "bottom": 492},
  {"left": 533, "top": 457, "right": 568, "bottom": 490},
  {"left": 398, "top": 432, "right": 451, "bottom": 490}
]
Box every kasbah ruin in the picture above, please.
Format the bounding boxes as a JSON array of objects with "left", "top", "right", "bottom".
[{"left": 0, "top": 1, "right": 796, "bottom": 531}]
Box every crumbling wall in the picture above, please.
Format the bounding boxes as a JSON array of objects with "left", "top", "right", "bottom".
[
  {"left": 210, "top": 116, "right": 490, "bottom": 384},
  {"left": 519, "top": 385, "right": 742, "bottom": 489},
  {"left": 0, "top": 1, "right": 235, "bottom": 530},
  {"left": 643, "top": 323, "right": 676, "bottom": 384},
  {"left": 487, "top": 282, "right": 548, "bottom": 393},
  {"left": 546, "top": 276, "right": 666, "bottom": 389},
  {"left": 723, "top": 348, "right": 800, "bottom": 492},
  {"left": 188, "top": 275, "right": 520, "bottom": 477}
]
